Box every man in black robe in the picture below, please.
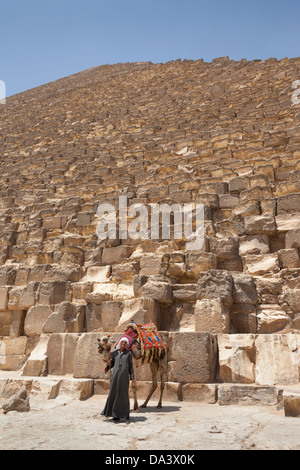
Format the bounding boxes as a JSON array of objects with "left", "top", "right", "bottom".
[{"left": 101, "top": 337, "right": 135, "bottom": 421}]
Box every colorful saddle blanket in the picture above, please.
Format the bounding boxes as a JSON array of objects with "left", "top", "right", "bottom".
[{"left": 124, "top": 322, "right": 166, "bottom": 359}]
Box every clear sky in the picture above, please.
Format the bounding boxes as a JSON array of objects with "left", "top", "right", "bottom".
[{"left": 1, "top": 0, "right": 300, "bottom": 97}]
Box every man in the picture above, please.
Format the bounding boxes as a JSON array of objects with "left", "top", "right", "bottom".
[{"left": 101, "top": 337, "right": 135, "bottom": 421}]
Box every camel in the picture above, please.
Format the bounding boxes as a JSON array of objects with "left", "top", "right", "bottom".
[{"left": 98, "top": 324, "right": 167, "bottom": 411}]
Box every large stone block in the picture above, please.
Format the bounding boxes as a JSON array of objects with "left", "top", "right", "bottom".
[
  {"left": 277, "top": 193, "right": 300, "bottom": 213},
  {"left": 185, "top": 252, "right": 217, "bottom": 279},
  {"left": 167, "top": 332, "right": 217, "bottom": 383},
  {"left": 217, "top": 334, "right": 256, "bottom": 383},
  {"left": 194, "top": 298, "right": 230, "bottom": 333},
  {"left": 117, "top": 297, "right": 159, "bottom": 331},
  {"left": 47, "top": 333, "right": 81, "bottom": 375},
  {"left": 141, "top": 276, "right": 173, "bottom": 304},
  {"left": 218, "top": 384, "right": 277, "bottom": 406},
  {"left": 196, "top": 270, "right": 233, "bottom": 306},
  {"left": 73, "top": 332, "right": 120, "bottom": 379},
  {"left": 232, "top": 274, "right": 258, "bottom": 305},
  {"left": 255, "top": 334, "right": 300, "bottom": 386},
  {"left": 0, "top": 336, "right": 27, "bottom": 371},
  {"left": 22, "top": 334, "right": 50, "bottom": 377},
  {"left": 24, "top": 305, "right": 53, "bottom": 336},
  {"left": 8, "top": 282, "right": 39, "bottom": 310},
  {"left": 256, "top": 304, "right": 290, "bottom": 333},
  {"left": 38, "top": 281, "right": 71, "bottom": 305},
  {"left": 102, "top": 246, "right": 133, "bottom": 265}
]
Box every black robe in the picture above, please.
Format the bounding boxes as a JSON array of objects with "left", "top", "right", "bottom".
[{"left": 101, "top": 348, "right": 135, "bottom": 419}]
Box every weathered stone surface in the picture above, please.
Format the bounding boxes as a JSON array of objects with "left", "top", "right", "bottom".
[
  {"left": 24, "top": 305, "right": 53, "bottom": 336},
  {"left": 217, "top": 334, "right": 256, "bottom": 383},
  {"left": 47, "top": 333, "right": 80, "bottom": 375},
  {"left": 167, "top": 332, "right": 217, "bottom": 383},
  {"left": 218, "top": 384, "right": 277, "bottom": 406},
  {"left": 22, "top": 334, "right": 50, "bottom": 377},
  {"left": 196, "top": 270, "right": 233, "bottom": 306},
  {"left": 255, "top": 334, "right": 300, "bottom": 386},
  {"left": 2, "top": 387, "right": 30, "bottom": 414},
  {"left": 283, "top": 391, "right": 300, "bottom": 417},
  {"left": 141, "top": 276, "right": 173, "bottom": 304},
  {"left": 194, "top": 299, "right": 230, "bottom": 333},
  {"left": 256, "top": 304, "right": 290, "bottom": 333}
]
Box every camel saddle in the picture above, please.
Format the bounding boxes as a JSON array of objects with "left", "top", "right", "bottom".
[{"left": 123, "top": 322, "right": 166, "bottom": 361}]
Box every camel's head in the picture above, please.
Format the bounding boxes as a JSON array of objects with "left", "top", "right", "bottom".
[{"left": 97, "top": 335, "right": 115, "bottom": 355}]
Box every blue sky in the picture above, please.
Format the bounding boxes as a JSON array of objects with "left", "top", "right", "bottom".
[{"left": 1, "top": 0, "right": 300, "bottom": 97}]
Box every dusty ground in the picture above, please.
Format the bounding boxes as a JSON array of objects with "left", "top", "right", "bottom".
[{"left": 0, "top": 394, "right": 299, "bottom": 451}]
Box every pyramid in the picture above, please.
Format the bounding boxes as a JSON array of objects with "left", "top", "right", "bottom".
[{"left": 1, "top": 57, "right": 300, "bottom": 407}]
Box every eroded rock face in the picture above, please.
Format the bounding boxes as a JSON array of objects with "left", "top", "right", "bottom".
[{"left": 0, "top": 58, "right": 300, "bottom": 394}]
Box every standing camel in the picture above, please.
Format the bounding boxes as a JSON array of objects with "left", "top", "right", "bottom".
[{"left": 98, "top": 325, "right": 167, "bottom": 411}]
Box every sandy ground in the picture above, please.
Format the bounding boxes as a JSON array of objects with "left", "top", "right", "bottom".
[{"left": 0, "top": 394, "right": 300, "bottom": 451}]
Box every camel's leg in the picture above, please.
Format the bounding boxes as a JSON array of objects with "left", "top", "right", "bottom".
[
  {"left": 140, "top": 362, "right": 158, "bottom": 408},
  {"left": 156, "top": 364, "right": 166, "bottom": 409},
  {"left": 132, "top": 360, "right": 140, "bottom": 412}
]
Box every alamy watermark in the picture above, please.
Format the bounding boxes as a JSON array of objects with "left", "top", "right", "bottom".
[
  {"left": 0, "top": 80, "right": 6, "bottom": 105},
  {"left": 96, "top": 196, "right": 205, "bottom": 251}
]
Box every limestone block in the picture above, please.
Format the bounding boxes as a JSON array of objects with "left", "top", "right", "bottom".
[
  {"left": 141, "top": 277, "right": 172, "bottom": 304},
  {"left": 217, "top": 334, "right": 255, "bottom": 383},
  {"left": 276, "top": 214, "right": 300, "bottom": 231},
  {"left": 0, "top": 286, "right": 11, "bottom": 310},
  {"left": 85, "top": 303, "right": 102, "bottom": 331},
  {"left": 84, "top": 266, "right": 111, "bottom": 282},
  {"left": 22, "top": 334, "right": 50, "bottom": 377},
  {"left": 102, "top": 246, "right": 133, "bottom": 265},
  {"left": 244, "top": 215, "right": 276, "bottom": 235},
  {"left": 167, "top": 332, "right": 217, "bottom": 383},
  {"left": 47, "top": 333, "right": 80, "bottom": 375},
  {"left": 2, "top": 387, "right": 30, "bottom": 414},
  {"left": 139, "top": 253, "right": 169, "bottom": 276},
  {"left": 0, "top": 266, "right": 17, "bottom": 286},
  {"left": 209, "top": 237, "right": 239, "bottom": 260},
  {"left": 24, "top": 305, "right": 53, "bottom": 336},
  {"left": 285, "top": 289, "right": 300, "bottom": 313},
  {"left": 43, "top": 301, "right": 85, "bottom": 333},
  {"left": 73, "top": 332, "right": 120, "bottom": 379},
  {"left": 243, "top": 254, "right": 280, "bottom": 275},
  {"left": 0, "top": 336, "right": 28, "bottom": 371},
  {"left": 194, "top": 298, "right": 230, "bottom": 333},
  {"left": 99, "top": 300, "right": 123, "bottom": 331},
  {"left": 283, "top": 391, "right": 300, "bottom": 417},
  {"left": 196, "top": 269, "right": 233, "bottom": 306},
  {"left": 38, "top": 281, "right": 71, "bottom": 305},
  {"left": 285, "top": 229, "right": 300, "bottom": 249},
  {"left": 255, "top": 334, "right": 300, "bottom": 386},
  {"left": 185, "top": 252, "right": 217, "bottom": 279},
  {"left": 71, "top": 281, "right": 93, "bottom": 302},
  {"left": 278, "top": 249, "right": 300, "bottom": 268},
  {"left": 257, "top": 305, "right": 290, "bottom": 333},
  {"left": 182, "top": 384, "right": 217, "bottom": 403},
  {"left": 218, "top": 384, "right": 277, "bottom": 406},
  {"left": 111, "top": 261, "right": 139, "bottom": 281},
  {"left": 228, "top": 176, "right": 250, "bottom": 194},
  {"left": 172, "top": 284, "right": 196, "bottom": 303},
  {"left": 8, "top": 282, "right": 39, "bottom": 310},
  {"left": 255, "top": 277, "right": 283, "bottom": 304},
  {"left": 218, "top": 194, "right": 240, "bottom": 209},
  {"left": 239, "top": 235, "right": 270, "bottom": 256},
  {"left": 117, "top": 297, "right": 159, "bottom": 331},
  {"left": 277, "top": 193, "right": 300, "bottom": 214},
  {"left": 232, "top": 274, "right": 258, "bottom": 305}
]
